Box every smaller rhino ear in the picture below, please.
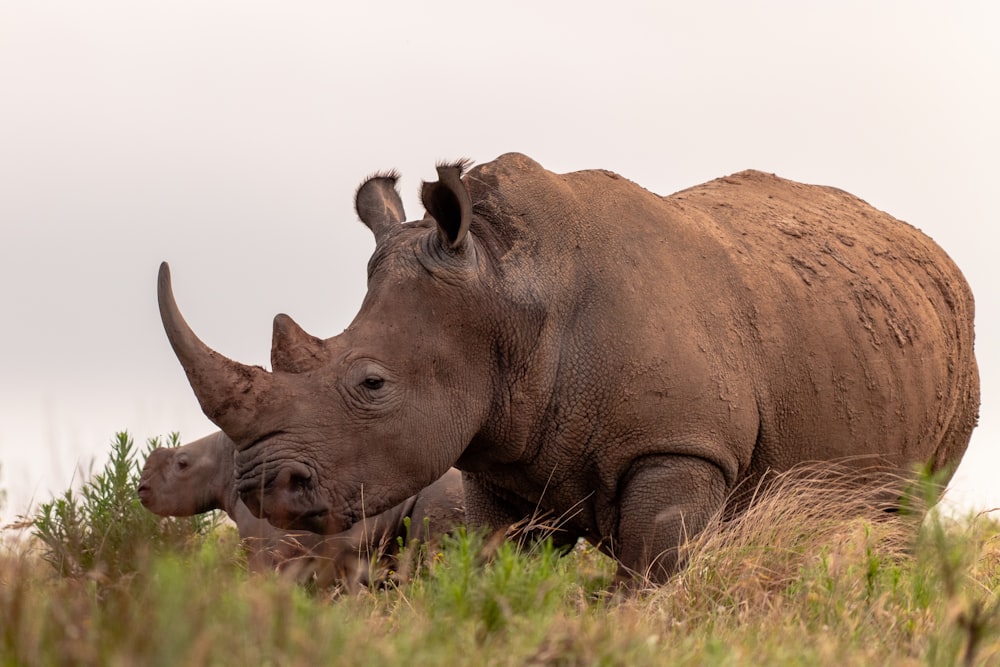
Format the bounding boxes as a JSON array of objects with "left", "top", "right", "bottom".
[
  {"left": 271, "top": 314, "right": 329, "bottom": 373},
  {"left": 421, "top": 161, "right": 472, "bottom": 249},
  {"left": 356, "top": 172, "right": 406, "bottom": 244}
]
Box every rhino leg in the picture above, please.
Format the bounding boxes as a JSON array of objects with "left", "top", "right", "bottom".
[
  {"left": 406, "top": 470, "right": 466, "bottom": 544},
  {"left": 615, "top": 455, "right": 728, "bottom": 584},
  {"left": 462, "top": 472, "right": 581, "bottom": 549},
  {"left": 461, "top": 472, "right": 526, "bottom": 535}
]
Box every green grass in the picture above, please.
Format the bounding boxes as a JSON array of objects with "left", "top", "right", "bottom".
[{"left": 2, "top": 433, "right": 999, "bottom": 665}]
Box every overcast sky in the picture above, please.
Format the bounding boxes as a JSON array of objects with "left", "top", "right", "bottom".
[{"left": 1, "top": 2, "right": 997, "bottom": 521}]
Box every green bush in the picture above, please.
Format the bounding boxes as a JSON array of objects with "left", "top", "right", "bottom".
[{"left": 32, "top": 431, "right": 219, "bottom": 580}]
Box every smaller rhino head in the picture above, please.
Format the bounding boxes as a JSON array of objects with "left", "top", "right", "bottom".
[{"left": 137, "top": 431, "right": 236, "bottom": 516}]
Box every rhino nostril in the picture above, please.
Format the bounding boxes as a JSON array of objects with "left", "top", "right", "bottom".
[{"left": 279, "top": 463, "right": 313, "bottom": 492}]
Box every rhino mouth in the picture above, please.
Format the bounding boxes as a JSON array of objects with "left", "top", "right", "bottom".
[
  {"left": 288, "top": 507, "right": 332, "bottom": 533},
  {"left": 235, "top": 459, "right": 345, "bottom": 533},
  {"left": 255, "top": 498, "right": 336, "bottom": 534},
  {"left": 136, "top": 481, "right": 153, "bottom": 506}
]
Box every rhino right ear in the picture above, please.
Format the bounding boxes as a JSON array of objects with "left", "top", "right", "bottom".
[
  {"left": 421, "top": 161, "right": 472, "bottom": 250},
  {"left": 356, "top": 172, "right": 406, "bottom": 244},
  {"left": 271, "top": 314, "right": 330, "bottom": 374}
]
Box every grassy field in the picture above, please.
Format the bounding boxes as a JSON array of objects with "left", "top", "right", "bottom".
[{"left": 2, "top": 433, "right": 999, "bottom": 666}]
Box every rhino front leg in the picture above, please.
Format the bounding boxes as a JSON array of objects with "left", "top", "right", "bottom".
[
  {"left": 463, "top": 471, "right": 582, "bottom": 551},
  {"left": 461, "top": 472, "right": 527, "bottom": 535},
  {"left": 615, "top": 455, "right": 728, "bottom": 584}
]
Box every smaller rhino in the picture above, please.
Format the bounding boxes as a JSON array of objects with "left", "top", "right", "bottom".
[{"left": 137, "top": 431, "right": 465, "bottom": 588}]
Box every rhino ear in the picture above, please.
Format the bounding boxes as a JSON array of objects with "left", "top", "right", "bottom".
[
  {"left": 356, "top": 172, "right": 406, "bottom": 244},
  {"left": 421, "top": 161, "right": 472, "bottom": 249},
  {"left": 271, "top": 314, "right": 330, "bottom": 374}
]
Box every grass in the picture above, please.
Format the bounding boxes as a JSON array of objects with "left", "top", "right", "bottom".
[{"left": 2, "top": 433, "right": 999, "bottom": 665}]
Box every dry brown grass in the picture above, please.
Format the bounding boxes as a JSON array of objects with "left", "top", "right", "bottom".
[{"left": 658, "top": 465, "right": 923, "bottom": 605}]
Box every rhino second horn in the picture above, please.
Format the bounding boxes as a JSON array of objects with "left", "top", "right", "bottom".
[
  {"left": 271, "top": 313, "right": 330, "bottom": 374},
  {"left": 157, "top": 261, "right": 276, "bottom": 440}
]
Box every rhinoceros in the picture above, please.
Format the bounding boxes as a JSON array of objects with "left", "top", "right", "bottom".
[
  {"left": 137, "top": 430, "right": 465, "bottom": 586},
  {"left": 157, "top": 153, "right": 979, "bottom": 582}
]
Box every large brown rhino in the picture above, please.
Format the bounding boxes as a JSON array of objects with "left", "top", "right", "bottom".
[{"left": 158, "top": 153, "right": 979, "bottom": 582}]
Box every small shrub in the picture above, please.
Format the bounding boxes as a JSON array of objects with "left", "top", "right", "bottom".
[{"left": 32, "top": 431, "right": 219, "bottom": 580}]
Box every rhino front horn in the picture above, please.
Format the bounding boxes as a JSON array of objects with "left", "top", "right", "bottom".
[{"left": 157, "top": 262, "right": 276, "bottom": 440}]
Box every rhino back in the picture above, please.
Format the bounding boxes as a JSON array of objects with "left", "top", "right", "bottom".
[{"left": 669, "top": 170, "right": 978, "bottom": 478}]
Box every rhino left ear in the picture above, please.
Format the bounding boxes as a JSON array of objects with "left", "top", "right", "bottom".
[
  {"left": 356, "top": 172, "right": 406, "bottom": 244},
  {"left": 271, "top": 314, "right": 330, "bottom": 374},
  {"left": 421, "top": 161, "right": 472, "bottom": 249}
]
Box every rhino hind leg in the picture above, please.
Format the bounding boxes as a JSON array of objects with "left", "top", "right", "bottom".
[{"left": 614, "top": 455, "right": 728, "bottom": 584}]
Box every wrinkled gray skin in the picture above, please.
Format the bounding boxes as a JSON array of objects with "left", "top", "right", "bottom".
[
  {"left": 158, "top": 153, "right": 979, "bottom": 582},
  {"left": 137, "top": 430, "right": 465, "bottom": 586}
]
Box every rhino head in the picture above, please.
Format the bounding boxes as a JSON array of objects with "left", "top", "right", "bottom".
[{"left": 159, "top": 164, "right": 496, "bottom": 535}]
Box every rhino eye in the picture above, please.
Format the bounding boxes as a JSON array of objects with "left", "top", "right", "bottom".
[
  {"left": 176, "top": 457, "right": 189, "bottom": 470},
  {"left": 362, "top": 377, "right": 385, "bottom": 391}
]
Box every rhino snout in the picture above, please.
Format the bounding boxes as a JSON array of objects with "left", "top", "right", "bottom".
[
  {"left": 237, "top": 473, "right": 267, "bottom": 519},
  {"left": 237, "top": 460, "right": 332, "bottom": 533}
]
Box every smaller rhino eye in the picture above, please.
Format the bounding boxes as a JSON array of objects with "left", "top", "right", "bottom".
[
  {"left": 176, "top": 457, "right": 189, "bottom": 470},
  {"left": 362, "top": 377, "right": 384, "bottom": 391}
]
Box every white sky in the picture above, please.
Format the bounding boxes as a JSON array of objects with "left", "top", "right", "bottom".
[{"left": 1, "top": 2, "right": 997, "bottom": 521}]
